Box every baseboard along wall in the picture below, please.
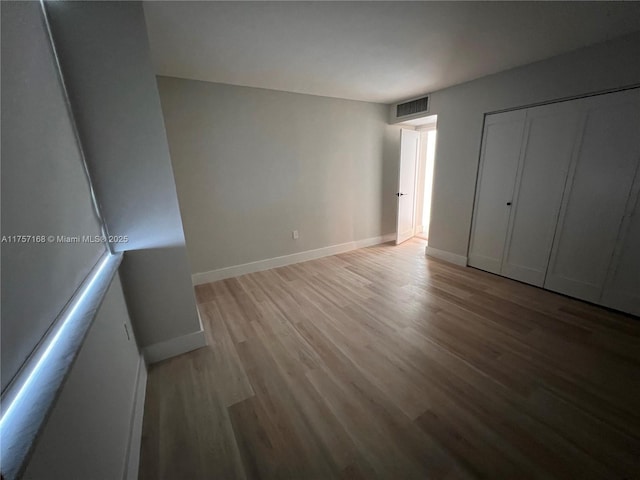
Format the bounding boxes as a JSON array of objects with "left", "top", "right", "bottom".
[
  {"left": 142, "top": 329, "right": 207, "bottom": 364},
  {"left": 425, "top": 245, "right": 468, "bottom": 267},
  {"left": 124, "top": 355, "right": 147, "bottom": 480},
  {"left": 192, "top": 233, "right": 396, "bottom": 285}
]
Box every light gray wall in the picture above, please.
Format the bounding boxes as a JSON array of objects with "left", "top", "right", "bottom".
[
  {"left": 157, "top": 77, "right": 401, "bottom": 273},
  {"left": 45, "top": 1, "right": 201, "bottom": 348},
  {"left": 119, "top": 246, "right": 199, "bottom": 345},
  {"left": 23, "top": 273, "right": 144, "bottom": 480},
  {"left": 0, "top": 1, "right": 106, "bottom": 392},
  {"left": 45, "top": 1, "right": 184, "bottom": 252},
  {"left": 427, "top": 31, "right": 640, "bottom": 258}
]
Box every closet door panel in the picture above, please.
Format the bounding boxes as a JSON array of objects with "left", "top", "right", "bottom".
[
  {"left": 601, "top": 177, "right": 640, "bottom": 316},
  {"left": 501, "top": 103, "right": 581, "bottom": 286},
  {"left": 468, "top": 110, "right": 525, "bottom": 273},
  {"left": 545, "top": 90, "right": 640, "bottom": 302}
]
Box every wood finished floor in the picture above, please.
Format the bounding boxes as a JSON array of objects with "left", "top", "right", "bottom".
[{"left": 139, "top": 239, "right": 640, "bottom": 480}]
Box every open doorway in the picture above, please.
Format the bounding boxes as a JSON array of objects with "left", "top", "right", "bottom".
[
  {"left": 416, "top": 125, "right": 437, "bottom": 241},
  {"left": 395, "top": 114, "right": 437, "bottom": 245}
]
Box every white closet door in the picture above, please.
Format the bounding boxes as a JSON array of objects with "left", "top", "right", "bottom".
[
  {"left": 601, "top": 172, "right": 640, "bottom": 316},
  {"left": 545, "top": 89, "right": 640, "bottom": 303},
  {"left": 501, "top": 102, "right": 582, "bottom": 286},
  {"left": 468, "top": 110, "right": 525, "bottom": 273}
]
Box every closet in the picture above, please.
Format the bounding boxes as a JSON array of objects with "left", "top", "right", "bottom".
[{"left": 468, "top": 88, "right": 640, "bottom": 316}]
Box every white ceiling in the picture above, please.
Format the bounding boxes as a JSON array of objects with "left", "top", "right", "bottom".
[{"left": 143, "top": 1, "right": 640, "bottom": 104}]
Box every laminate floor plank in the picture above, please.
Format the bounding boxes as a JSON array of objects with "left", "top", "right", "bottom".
[{"left": 139, "top": 239, "right": 640, "bottom": 479}]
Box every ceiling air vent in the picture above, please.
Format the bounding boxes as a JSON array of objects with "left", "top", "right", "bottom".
[
  {"left": 389, "top": 94, "right": 431, "bottom": 124},
  {"left": 396, "top": 96, "right": 429, "bottom": 118}
]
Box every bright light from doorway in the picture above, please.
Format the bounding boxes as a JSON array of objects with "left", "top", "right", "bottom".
[{"left": 422, "top": 129, "right": 437, "bottom": 240}]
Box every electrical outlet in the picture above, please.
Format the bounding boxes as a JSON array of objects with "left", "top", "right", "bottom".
[{"left": 292, "top": 230, "right": 299, "bottom": 240}]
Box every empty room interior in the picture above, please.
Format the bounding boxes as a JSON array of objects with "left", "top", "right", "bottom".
[{"left": 3, "top": 1, "right": 640, "bottom": 479}]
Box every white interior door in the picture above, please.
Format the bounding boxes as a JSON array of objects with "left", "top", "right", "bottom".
[
  {"left": 468, "top": 110, "right": 526, "bottom": 273},
  {"left": 396, "top": 129, "right": 419, "bottom": 244},
  {"left": 545, "top": 89, "right": 640, "bottom": 302},
  {"left": 501, "top": 101, "right": 581, "bottom": 286}
]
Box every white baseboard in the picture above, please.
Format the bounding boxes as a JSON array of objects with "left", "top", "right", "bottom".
[
  {"left": 142, "top": 329, "right": 207, "bottom": 364},
  {"left": 124, "top": 355, "right": 147, "bottom": 480},
  {"left": 425, "top": 245, "right": 468, "bottom": 267},
  {"left": 192, "top": 233, "right": 396, "bottom": 285}
]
